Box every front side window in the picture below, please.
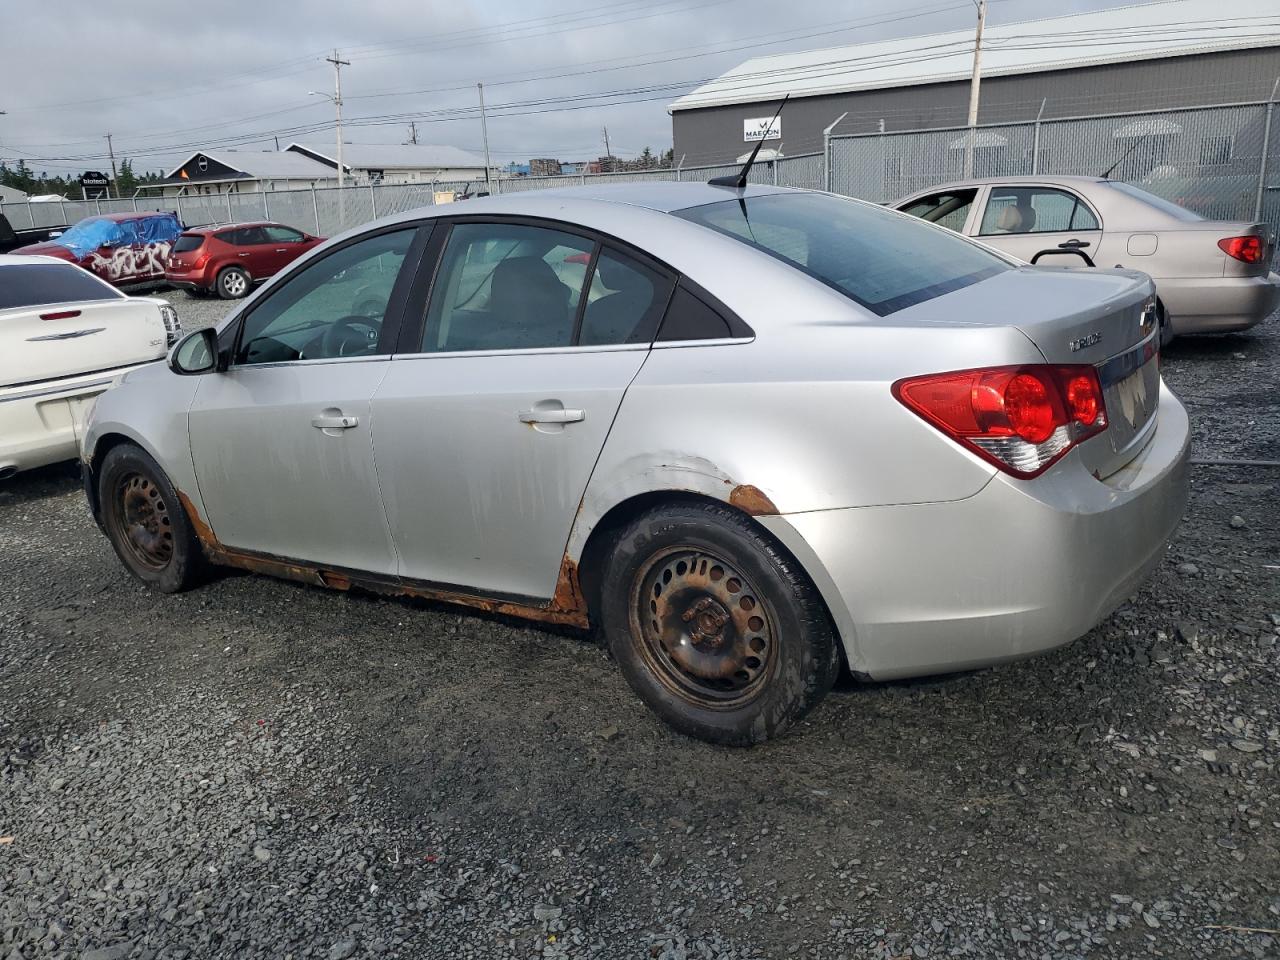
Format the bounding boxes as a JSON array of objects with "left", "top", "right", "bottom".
[
  {"left": 421, "top": 222, "right": 593, "bottom": 352},
  {"left": 676, "top": 193, "right": 1007, "bottom": 316},
  {"left": 979, "top": 187, "right": 1100, "bottom": 235},
  {"left": 263, "top": 225, "right": 306, "bottom": 243},
  {"left": 235, "top": 228, "right": 415, "bottom": 365},
  {"left": 900, "top": 189, "right": 977, "bottom": 233}
]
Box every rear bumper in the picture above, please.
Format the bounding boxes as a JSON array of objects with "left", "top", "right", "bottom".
[
  {"left": 1159, "top": 272, "right": 1279, "bottom": 334},
  {"left": 164, "top": 271, "right": 213, "bottom": 291},
  {"left": 759, "top": 382, "right": 1190, "bottom": 680},
  {"left": 0, "top": 364, "right": 155, "bottom": 477}
]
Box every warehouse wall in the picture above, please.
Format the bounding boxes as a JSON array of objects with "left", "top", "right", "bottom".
[{"left": 671, "top": 47, "right": 1280, "bottom": 165}]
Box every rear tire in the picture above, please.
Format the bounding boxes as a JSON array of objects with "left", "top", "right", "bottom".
[
  {"left": 98, "top": 444, "right": 209, "bottom": 593},
  {"left": 216, "top": 266, "right": 250, "bottom": 300},
  {"left": 599, "top": 501, "right": 840, "bottom": 746}
]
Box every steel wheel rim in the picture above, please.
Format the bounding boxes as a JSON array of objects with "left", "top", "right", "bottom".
[
  {"left": 629, "top": 546, "right": 776, "bottom": 709},
  {"left": 112, "top": 472, "right": 174, "bottom": 571},
  {"left": 225, "top": 272, "right": 246, "bottom": 295}
]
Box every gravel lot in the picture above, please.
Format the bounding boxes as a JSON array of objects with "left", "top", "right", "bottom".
[{"left": 2, "top": 289, "right": 1278, "bottom": 960}]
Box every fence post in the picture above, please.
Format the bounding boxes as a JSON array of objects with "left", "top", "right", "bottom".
[
  {"left": 263, "top": 189, "right": 270, "bottom": 220},
  {"left": 224, "top": 190, "right": 233, "bottom": 222},
  {"left": 59, "top": 198, "right": 68, "bottom": 228},
  {"left": 312, "top": 187, "right": 321, "bottom": 235},
  {"left": 581, "top": 173, "right": 587, "bottom": 186},
  {"left": 1031, "top": 98, "right": 1046, "bottom": 175},
  {"left": 94, "top": 199, "right": 102, "bottom": 215},
  {"left": 822, "top": 113, "right": 848, "bottom": 193},
  {"left": 131, "top": 197, "right": 139, "bottom": 212},
  {"left": 370, "top": 183, "right": 377, "bottom": 218},
  {"left": 1255, "top": 79, "right": 1280, "bottom": 221},
  {"left": 175, "top": 194, "right": 184, "bottom": 225}
]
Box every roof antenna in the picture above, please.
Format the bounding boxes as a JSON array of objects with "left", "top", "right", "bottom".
[
  {"left": 710, "top": 95, "right": 789, "bottom": 189},
  {"left": 1101, "top": 129, "right": 1152, "bottom": 179}
]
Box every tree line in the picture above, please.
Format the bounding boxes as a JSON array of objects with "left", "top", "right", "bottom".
[{"left": 1, "top": 159, "right": 165, "bottom": 199}]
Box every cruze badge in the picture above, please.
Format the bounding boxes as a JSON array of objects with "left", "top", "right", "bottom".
[{"left": 1069, "top": 332, "right": 1102, "bottom": 352}]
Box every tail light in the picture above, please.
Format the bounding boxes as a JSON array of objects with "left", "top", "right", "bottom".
[
  {"left": 158, "top": 303, "right": 182, "bottom": 347},
  {"left": 1218, "top": 235, "right": 1264, "bottom": 263},
  {"left": 893, "top": 365, "right": 1108, "bottom": 478},
  {"left": 193, "top": 253, "right": 210, "bottom": 269}
]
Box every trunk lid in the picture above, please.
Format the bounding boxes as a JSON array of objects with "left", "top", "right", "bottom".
[
  {"left": 1, "top": 298, "right": 168, "bottom": 388},
  {"left": 901, "top": 265, "right": 1160, "bottom": 479}
]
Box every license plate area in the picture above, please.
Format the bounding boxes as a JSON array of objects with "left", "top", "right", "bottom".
[{"left": 1099, "top": 341, "right": 1160, "bottom": 460}]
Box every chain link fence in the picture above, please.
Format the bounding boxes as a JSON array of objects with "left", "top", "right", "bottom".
[{"left": 6, "top": 107, "right": 1279, "bottom": 241}]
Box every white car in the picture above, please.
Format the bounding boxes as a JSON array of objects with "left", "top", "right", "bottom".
[{"left": 1, "top": 254, "right": 181, "bottom": 479}]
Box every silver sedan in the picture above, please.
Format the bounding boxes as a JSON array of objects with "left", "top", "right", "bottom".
[
  {"left": 893, "top": 175, "right": 1280, "bottom": 337},
  {"left": 82, "top": 184, "right": 1189, "bottom": 745}
]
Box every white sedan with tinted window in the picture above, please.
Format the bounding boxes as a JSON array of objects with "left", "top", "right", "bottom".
[{"left": 0, "top": 255, "right": 181, "bottom": 479}]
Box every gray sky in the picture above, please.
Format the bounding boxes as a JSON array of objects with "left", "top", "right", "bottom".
[{"left": 2, "top": 0, "right": 1124, "bottom": 176}]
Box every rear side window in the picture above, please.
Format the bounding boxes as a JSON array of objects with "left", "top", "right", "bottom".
[
  {"left": 676, "top": 192, "right": 1007, "bottom": 316},
  {"left": 0, "top": 263, "right": 122, "bottom": 310},
  {"left": 579, "top": 249, "right": 673, "bottom": 346},
  {"left": 173, "top": 234, "right": 205, "bottom": 253},
  {"left": 657, "top": 287, "right": 732, "bottom": 341}
]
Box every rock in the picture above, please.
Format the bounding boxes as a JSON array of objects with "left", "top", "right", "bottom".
[
  {"left": 1143, "top": 913, "right": 1161, "bottom": 929},
  {"left": 1198, "top": 749, "right": 1218, "bottom": 762},
  {"left": 595, "top": 725, "right": 620, "bottom": 742},
  {"left": 534, "top": 904, "right": 563, "bottom": 922},
  {"left": 84, "top": 946, "right": 132, "bottom": 960},
  {"left": 1229, "top": 515, "right": 1247, "bottom": 529},
  {"left": 1176, "top": 622, "right": 1200, "bottom": 643},
  {"left": 1230, "top": 740, "right": 1264, "bottom": 753},
  {"left": 328, "top": 940, "right": 357, "bottom": 960},
  {"left": 252, "top": 845, "right": 271, "bottom": 862},
  {"left": 1176, "top": 563, "right": 1200, "bottom": 576},
  {"left": 50, "top": 778, "right": 66, "bottom": 792}
]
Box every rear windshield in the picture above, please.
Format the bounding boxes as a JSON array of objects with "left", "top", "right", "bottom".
[
  {"left": 0, "top": 263, "right": 122, "bottom": 310},
  {"left": 675, "top": 193, "right": 1008, "bottom": 315},
  {"left": 173, "top": 234, "right": 206, "bottom": 253},
  {"left": 1106, "top": 182, "right": 1205, "bottom": 222}
]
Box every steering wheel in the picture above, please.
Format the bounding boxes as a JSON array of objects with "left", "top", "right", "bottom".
[{"left": 319, "top": 315, "right": 380, "bottom": 357}]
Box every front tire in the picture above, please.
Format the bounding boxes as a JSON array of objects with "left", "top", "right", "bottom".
[
  {"left": 600, "top": 501, "right": 840, "bottom": 746},
  {"left": 215, "top": 266, "right": 250, "bottom": 299},
  {"left": 98, "top": 444, "right": 208, "bottom": 593}
]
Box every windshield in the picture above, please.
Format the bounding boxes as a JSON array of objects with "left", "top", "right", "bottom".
[
  {"left": 675, "top": 192, "right": 1008, "bottom": 315},
  {"left": 1106, "top": 182, "right": 1205, "bottom": 222},
  {"left": 52, "top": 217, "right": 127, "bottom": 258}
]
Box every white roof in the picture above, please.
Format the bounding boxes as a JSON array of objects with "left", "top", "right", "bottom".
[
  {"left": 164, "top": 150, "right": 335, "bottom": 181},
  {"left": 286, "top": 142, "right": 490, "bottom": 171},
  {"left": 0, "top": 184, "right": 29, "bottom": 202},
  {"left": 670, "top": 0, "right": 1280, "bottom": 111}
]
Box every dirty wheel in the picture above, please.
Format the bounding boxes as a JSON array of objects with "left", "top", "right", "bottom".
[
  {"left": 601, "top": 501, "right": 839, "bottom": 745},
  {"left": 216, "top": 266, "right": 250, "bottom": 300},
  {"left": 99, "top": 444, "right": 208, "bottom": 593}
]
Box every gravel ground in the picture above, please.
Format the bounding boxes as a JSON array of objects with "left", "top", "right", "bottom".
[{"left": 2, "top": 290, "right": 1278, "bottom": 960}]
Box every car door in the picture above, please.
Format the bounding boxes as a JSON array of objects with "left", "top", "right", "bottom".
[
  {"left": 259, "top": 225, "right": 309, "bottom": 276},
  {"left": 186, "top": 224, "right": 426, "bottom": 574},
  {"left": 372, "top": 218, "right": 675, "bottom": 600},
  {"left": 227, "top": 225, "right": 272, "bottom": 278},
  {"left": 971, "top": 185, "right": 1103, "bottom": 266}
]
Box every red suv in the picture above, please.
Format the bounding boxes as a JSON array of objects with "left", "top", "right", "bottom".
[{"left": 165, "top": 221, "right": 324, "bottom": 299}]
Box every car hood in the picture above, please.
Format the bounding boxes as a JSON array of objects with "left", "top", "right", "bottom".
[{"left": 9, "top": 241, "right": 79, "bottom": 262}]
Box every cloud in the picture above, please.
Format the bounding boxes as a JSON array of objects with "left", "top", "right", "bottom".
[{"left": 2, "top": 0, "right": 1120, "bottom": 176}]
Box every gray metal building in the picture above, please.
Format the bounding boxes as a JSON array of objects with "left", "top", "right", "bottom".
[{"left": 670, "top": 0, "right": 1280, "bottom": 166}]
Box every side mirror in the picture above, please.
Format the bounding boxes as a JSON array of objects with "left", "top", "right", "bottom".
[{"left": 168, "top": 327, "right": 219, "bottom": 376}]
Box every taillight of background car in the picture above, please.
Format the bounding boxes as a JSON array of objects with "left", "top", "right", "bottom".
[
  {"left": 893, "top": 365, "right": 1108, "bottom": 478},
  {"left": 1217, "top": 235, "right": 1265, "bottom": 263}
]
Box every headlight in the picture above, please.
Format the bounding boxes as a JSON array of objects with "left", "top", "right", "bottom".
[{"left": 159, "top": 303, "right": 182, "bottom": 347}]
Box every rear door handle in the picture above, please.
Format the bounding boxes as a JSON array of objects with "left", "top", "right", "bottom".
[
  {"left": 518, "top": 408, "right": 585, "bottom": 424},
  {"left": 1059, "top": 239, "right": 1090, "bottom": 249},
  {"left": 275, "top": 248, "right": 289, "bottom": 252},
  {"left": 237, "top": 252, "right": 251, "bottom": 257},
  {"left": 311, "top": 414, "right": 359, "bottom": 430}
]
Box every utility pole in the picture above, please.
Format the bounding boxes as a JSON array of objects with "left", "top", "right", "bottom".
[
  {"left": 326, "top": 49, "right": 350, "bottom": 191},
  {"left": 104, "top": 132, "right": 119, "bottom": 199},
  {"left": 408, "top": 121, "right": 418, "bottom": 145},
  {"left": 477, "top": 84, "right": 492, "bottom": 189},
  {"left": 602, "top": 126, "right": 612, "bottom": 171},
  {"left": 963, "top": 0, "right": 987, "bottom": 178}
]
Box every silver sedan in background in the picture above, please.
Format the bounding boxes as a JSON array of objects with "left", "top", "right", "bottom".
[
  {"left": 81, "top": 184, "right": 1189, "bottom": 745},
  {"left": 894, "top": 175, "right": 1280, "bottom": 337}
]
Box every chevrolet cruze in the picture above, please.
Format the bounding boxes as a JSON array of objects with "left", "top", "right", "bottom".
[{"left": 82, "top": 183, "right": 1189, "bottom": 745}]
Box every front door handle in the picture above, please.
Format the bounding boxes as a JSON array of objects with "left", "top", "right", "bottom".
[
  {"left": 311, "top": 413, "right": 359, "bottom": 430},
  {"left": 238, "top": 252, "right": 251, "bottom": 257},
  {"left": 518, "top": 407, "right": 585, "bottom": 424}
]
